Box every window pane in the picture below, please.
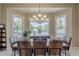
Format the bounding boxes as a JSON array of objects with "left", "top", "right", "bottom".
[
  {"left": 56, "top": 16, "right": 66, "bottom": 37},
  {"left": 30, "top": 18, "right": 49, "bottom": 36},
  {"left": 12, "top": 16, "right": 23, "bottom": 38}
]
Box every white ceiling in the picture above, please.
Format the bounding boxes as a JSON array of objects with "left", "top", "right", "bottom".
[{"left": 11, "top": 8, "right": 68, "bottom": 14}]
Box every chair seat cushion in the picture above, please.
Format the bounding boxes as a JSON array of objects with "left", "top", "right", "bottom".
[
  {"left": 11, "top": 43, "right": 18, "bottom": 49},
  {"left": 63, "top": 43, "right": 69, "bottom": 48}
]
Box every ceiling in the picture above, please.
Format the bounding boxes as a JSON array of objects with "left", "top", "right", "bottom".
[{"left": 10, "top": 8, "right": 68, "bottom": 14}]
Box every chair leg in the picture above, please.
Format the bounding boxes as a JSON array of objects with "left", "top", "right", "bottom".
[
  {"left": 61, "top": 49, "right": 63, "bottom": 55},
  {"left": 14, "top": 50, "right": 16, "bottom": 56},
  {"left": 48, "top": 49, "right": 50, "bottom": 56},
  {"left": 44, "top": 48, "right": 46, "bottom": 56},
  {"left": 65, "top": 50, "right": 67, "bottom": 56},
  {"left": 30, "top": 49, "right": 32, "bottom": 56},
  {"left": 34, "top": 49, "right": 35, "bottom": 56},
  {"left": 59, "top": 49, "right": 61, "bottom": 56},
  {"left": 67, "top": 50, "right": 70, "bottom": 56},
  {"left": 11, "top": 50, "right": 14, "bottom": 56},
  {"left": 14, "top": 50, "right": 18, "bottom": 56}
]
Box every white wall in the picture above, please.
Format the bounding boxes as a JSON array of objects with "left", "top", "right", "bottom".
[
  {"left": 77, "top": 4, "right": 79, "bottom": 47},
  {"left": 0, "top": 4, "right": 2, "bottom": 23}
]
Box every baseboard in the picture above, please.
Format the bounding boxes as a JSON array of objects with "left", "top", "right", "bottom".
[{"left": 70, "top": 47, "right": 79, "bottom": 50}]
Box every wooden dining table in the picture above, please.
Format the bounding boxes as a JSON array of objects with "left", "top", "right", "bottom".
[
  {"left": 14, "top": 36, "right": 64, "bottom": 47},
  {"left": 14, "top": 36, "right": 64, "bottom": 54}
]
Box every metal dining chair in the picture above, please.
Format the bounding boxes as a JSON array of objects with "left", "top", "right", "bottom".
[
  {"left": 63, "top": 37, "right": 72, "bottom": 56},
  {"left": 9, "top": 37, "right": 18, "bottom": 56}
]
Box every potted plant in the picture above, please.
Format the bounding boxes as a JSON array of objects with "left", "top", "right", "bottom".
[
  {"left": 23, "top": 30, "right": 31, "bottom": 40},
  {"left": 23, "top": 31, "right": 28, "bottom": 37}
]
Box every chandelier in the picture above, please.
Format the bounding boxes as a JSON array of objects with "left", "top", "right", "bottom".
[{"left": 32, "top": 3, "right": 48, "bottom": 23}]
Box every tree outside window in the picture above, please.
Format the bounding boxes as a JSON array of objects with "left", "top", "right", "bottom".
[
  {"left": 30, "top": 19, "right": 49, "bottom": 36},
  {"left": 12, "top": 16, "right": 23, "bottom": 38},
  {"left": 56, "top": 16, "right": 66, "bottom": 37}
]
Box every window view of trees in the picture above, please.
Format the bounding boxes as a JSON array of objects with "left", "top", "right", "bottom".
[
  {"left": 56, "top": 16, "right": 66, "bottom": 37},
  {"left": 57, "top": 19, "right": 64, "bottom": 31},
  {"left": 12, "top": 16, "right": 23, "bottom": 38},
  {"left": 30, "top": 19, "right": 49, "bottom": 36}
]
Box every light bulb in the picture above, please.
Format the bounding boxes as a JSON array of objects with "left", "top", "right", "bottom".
[
  {"left": 33, "top": 15, "right": 36, "bottom": 18},
  {"left": 41, "top": 18, "right": 44, "bottom": 20},
  {"left": 36, "top": 18, "right": 38, "bottom": 20},
  {"left": 38, "top": 13, "right": 42, "bottom": 17},
  {"left": 43, "top": 15, "right": 46, "bottom": 18}
]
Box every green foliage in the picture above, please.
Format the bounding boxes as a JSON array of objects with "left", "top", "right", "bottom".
[
  {"left": 37, "top": 26, "right": 43, "bottom": 30},
  {"left": 57, "top": 20, "right": 64, "bottom": 30},
  {"left": 14, "top": 23, "right": 22, "bottom": 30},
  {"left": 23, "top": 30, "right": 31, "bottom": 37},
  {"left": 30, "top": 24, "right": 49, "bottom": 33}
]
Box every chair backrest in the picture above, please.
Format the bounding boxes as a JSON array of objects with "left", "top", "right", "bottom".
[
  {"left": 49, "top": 40, "right": 63, "bottom": 48},
  {"left": 9, "top": 37, "right": 16, "bottom": 46},
  {"left": 33, "top": 40, "right": 47, "bottom": 48},
  {"left": 48, "top": 40, "right": 63, "bottom": 56},
  {"left": 68, "top": 37, "right": 72, "bottom": 45},
  {"left": 17, "top": 40, "right": 32, "bottom": 56},
  {"left": 33, "top": 39, "right": 47, "bottom": 55},
  {"left": 67, "top": 37, "right": 72, "bottom": 49}
]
